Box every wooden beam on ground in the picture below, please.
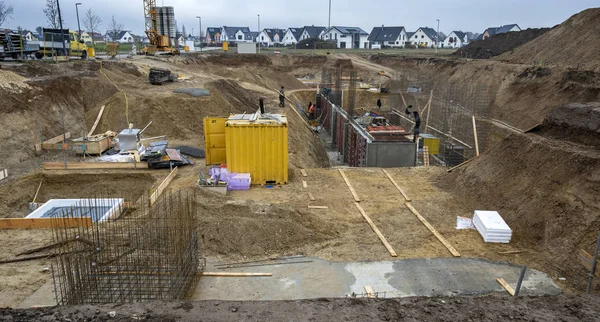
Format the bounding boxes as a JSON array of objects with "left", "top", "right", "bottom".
[
  {"left": 354, "top": 202, "right": 398, "bottom": 257},
  {"left": 405, "top": 203, "right": 461, "bottom": 257},
  {"left": 35, "top": 132, "right": 71, "bottom": 152},
  {"left": 446, "top": 156, "right": 479, "bottom": 173},
  {"left": 578, "top": 249, "right": 600, "bottom": 277},
  {"left": 87, "top": 105, "right": 105, "bottom": 137},
  {"left": 496, "top": 278, "right": 515, "bottom": 296},
  {"left": 498, "top": 250, "right": 525, "bottom": 255},
  {"left": 0, "top": 169, "right": 7, "bottom": 181},
  {"left": 339, "top": 169, "right": 361, "bottom": 202},
  {"left": 0, "top": 217, "right": 92, "bottom": 229},
  {"left": 364, "top": 285, "right": 376, "bottom": 298},
  {"left": 17, "top": 240, "right": 72, "bottom": 256},
  {"left": 43, "top": 162, "right": 148, "bottom": 170},
  {"left": 150, "top": 167, "right": 179, "bottom": 206},
  {"left": 200, "top": 272, "right": 272, "bottom": 277},
  {"left": 381, "top": 169, "right": 411, "bottom": 202},
  {"left": 308, "top": 206, "right": 328, "bottom": 209},
  {"left": 32, "top": 181, "right": 43, "bottom": 203},
  {"left": 300, "top": 169, "right": 308, "bottom": 177},
  {"left": 302, "top": 180, "right": 308, "bottom": 189},
  {"left": 308, "top": 192, "right": 316, "bottom": 201}
]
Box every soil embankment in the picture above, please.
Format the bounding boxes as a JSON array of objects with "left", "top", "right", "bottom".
[{"left": 455, "top": 28, "right": 550, "bottom": 59}]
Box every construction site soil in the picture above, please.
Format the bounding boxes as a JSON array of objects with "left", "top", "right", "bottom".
[
  {"left": 1, "top": 29, "right": 600, "bottom": 311},
  {"left": 455, "top": 28, "right": 550, "bottom": 59}
]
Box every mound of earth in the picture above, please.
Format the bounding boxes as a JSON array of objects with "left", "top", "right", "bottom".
[
  {"left": 537, "top": 102, "right": 600, "bottom": 147},
  {"left": 455, "top": 28, "right": 549, "bottom": 59},
  {"left": 498, "top": 8, "right": 600, "bottom": 69}
]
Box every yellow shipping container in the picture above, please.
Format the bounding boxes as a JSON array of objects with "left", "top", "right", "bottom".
[
  {"left": 225, "top": 114, "right": 288, "bottom": 185},
  {"left": 204, "top": 117, "right": 227, "bottom": 165}
]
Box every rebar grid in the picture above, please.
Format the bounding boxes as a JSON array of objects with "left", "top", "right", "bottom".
[{"left": 50, "top": 191, "right": 201, "bottom": 305}]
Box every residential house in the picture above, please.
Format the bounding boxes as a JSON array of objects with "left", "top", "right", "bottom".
[
  {"left": 442, "top": 31, "right": 468, "bottom": 48},
  {"left": 321, "top": 26, "right": 369, "bottom": 49},
  {"left": 299, "top": 26, "right": 327, "bottom": 41},
  {"left": 21, "top": 30, "right": 37, "bottom": 41},
  {"left": 80, "top": 31, "right": 92, "bottom": 43},
  {"left": 257, "top": 28, "right": 285, "bottom": 47},
  {"left": 368, "top": 26, "right": 408, "bottom": 49},
  {"left": 220, "top": 26, "right": 254, "bottom": 43},
  {"left": 482, "top": 24, "right": 521, "bottom": 40},
  {"left": 282, "top": 27, "right": 303, "bottom": 46},
  {"left": 205, "top": 27, "right": 221, "bottom": 44},
  {"left": 408, "top": 27, "right": 438, "bottom": 48},
  {"left": 88, "top": 32, "right": 106, "bottom": 43},
  {"left": 105, "top": 30, "right": 135, "bottom": 43}
]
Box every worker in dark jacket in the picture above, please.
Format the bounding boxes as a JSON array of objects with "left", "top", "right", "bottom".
[
  {"left": 405, "top": 105, "right": 421, "bottom": 142},
  {"left": 377, "top": 98, "right": 382, "bottom": 110},
  {"left": 279, "top": 86, "right": 285, "bottom": 107}
]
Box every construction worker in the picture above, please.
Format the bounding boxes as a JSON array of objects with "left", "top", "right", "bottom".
[
  {"left": 405, "top": 105, "right": 421, "bottom": 143},
  {"left": 308, "top": 103, "right": 316, "bottom": 120},
  {"left": 377, "top": 98, "right": 382, "bottom": 110},
  {"left": 279, "top": 86, "right": 285, "bottom": 107}
]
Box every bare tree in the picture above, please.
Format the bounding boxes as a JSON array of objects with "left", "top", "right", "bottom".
[
  {"left": 83, "top": 8, "right": 102, "bottom": 46},
  {"left": 36, "top": 26, "right": 43, "bottom": 35},
  {"left": 43, "top": 0, "right": 62, "bottom": 29},
  {"left": 108, "top": 16, "right": 123, "bottom": 42},
  {"left": 0, "top": 0, "right": 14, "bottom": 27}
]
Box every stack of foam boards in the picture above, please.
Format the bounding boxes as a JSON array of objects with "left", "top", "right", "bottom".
[{"left": 473, "top": 210, "right": 512, "bottom": 243}]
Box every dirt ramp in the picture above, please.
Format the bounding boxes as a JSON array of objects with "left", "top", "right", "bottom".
[{"left": 498, "top": 8, "right": 600, "bottom": 69}]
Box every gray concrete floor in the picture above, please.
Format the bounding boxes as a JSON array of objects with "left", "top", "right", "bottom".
[{"left": 192, "top": 257, "right": 561, "bottom": 300}]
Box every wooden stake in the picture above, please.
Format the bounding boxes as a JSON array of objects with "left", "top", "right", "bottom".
[
  {"left": 87, "top": 105, "right": 105, "bottom": 137},
  {"left": 308, "top": 192, "right": 316, "bottom": 201},
  {"left": 405, "top": 203, "right": 460, "bottom": 257},
  {"left": 308, "top": 206, "right": 328, "bottom": 209},
  {"left": 32, "top": 181, "right": 43, "bottom": 203},
  {"left": 338, "top": 169, "right": 361, "bottom": 202},
  {"left": 300, "top": 169, "right": 308, "bottom": 177},
  {"left": 496, "top": 278, "right": 515, "bottom": 296},
  {"left": 472, "top": 115, "right": 480, "bottom": 156},
  {"left": 381, "top": 169, "right": 411, "bottom": 202},
  {"left": 423, "top": 146, "right": 430, "bottom": 167},
  {"left": 302, "top": 180, "right": 308, "bottom": 189},
  {"left": 354, "top": 202, "right": 398, "bottom": 257},
  {"left": 425, "top": 90, "right": 433, "bottom": 134}
]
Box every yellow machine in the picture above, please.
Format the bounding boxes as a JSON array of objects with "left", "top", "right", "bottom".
[
  {"left": 141, "top": 0, "right": 179, "bottom": 55},
  {"left": 33, "top": 29, "right": 89, "bottom": 59}
]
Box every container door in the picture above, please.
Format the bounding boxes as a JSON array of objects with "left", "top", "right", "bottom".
[{"left": 204, "top": 117, "right": 227, "bottom": 165}]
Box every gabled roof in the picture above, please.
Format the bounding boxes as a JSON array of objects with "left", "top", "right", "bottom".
[
  {"left": 448, "top": 31, "right": 466, "bottom": 41},
  {"left": 302, "top": 26, "right": 327, "bottom": 38},
  {"left": 368, "top": 26, "right": 406, "bottom": 42},
  {"left": 286, "top": 27, "right": 303, "bottom": 40},
  {"left": 263, "top": 28, "right": 285, "bottom": 41},
  {"left": 406, "top": 32, "right": 415, "bottom": 39},
  {"left": 485, "top": 24, "right": 520, "bottom": 36},
  {"left": 331, "top": 26, "right": 368, "bottom": 35},
  {"left": 418, "top": 27, "right": 438, "bottom": 41},
  {"left": 206, "top": 27, "right": 221, "bottom": 36},
  {"left": 248, "top": 31, "right": 259, "bottom": 40},
  {"left": 116, "top": 31, "right": 131, "bottom": 39},
  {"left": 222, "top": 26, "right": 251, "bottom": 38}
]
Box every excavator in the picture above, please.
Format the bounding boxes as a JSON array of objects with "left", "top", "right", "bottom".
[{"left": 141, "top": 0, "right": 179, "bottom": 55}]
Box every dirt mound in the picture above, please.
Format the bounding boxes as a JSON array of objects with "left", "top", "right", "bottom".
[
  {"left": 333, "top": 59, "right": 353, "bottom": 69},
  {"left": 204, "top": 53, "right": 272, "bottom": 66},
  {"left": 537, "top": 102, "right": 600, "bottom": 147},
  {"left": 498, "top": 8, "right": 600, "bottom": 69},
  {"left": 438, "top": 133, "right": 600, "bottom": 289},
  {"left": 455, "top": 28, "right": 549, "bottom": 59}
]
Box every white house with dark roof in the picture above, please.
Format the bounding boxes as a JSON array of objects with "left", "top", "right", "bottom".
[
  {"left": 205, "top": 27, "right": 221, "bottom": 44},
  {"left": 257, "top": 28, "right": 285, "bottom": 47},
  {"left": 322, "top": 26, "right": 369, "bottom": 49},
  {"left": 482, "top": 24, "right": 521, "bottom": 40},
  {"left": 368, "top": 26, "right": 408, "bottom": 48},
  {"left": 299, "top": 26, "right": 327, "bottom": 41},
  {"left": 282, "top": 28, "right": 303, "bottom": 46},
  {"left": 443, "top": 31, "right": 469, "bottom": 48},
  {"left": 409, "top": 27, "right": 438, "bottom": 48},
  {"left": 220, "top": 26, "right": 254, "bottom": 43}
]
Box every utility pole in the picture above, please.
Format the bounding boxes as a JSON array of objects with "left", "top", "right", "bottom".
[
  {"left": 328, "top": 0, "right": 332, "bottom": 31},
  {"left": 56, "top": 0, "right": 67, "bottom": 57},
  {"left": 75, "top": 3, "right": 82, "bottom": 39},
  {"left": 196, "top": 16, "right": 202, "bottom": 51},
  {"left": 435, "top": 19, "right": 440, "bottom": 54},
  {"left": 257, "top": 14, "right": 261, "bottom": 54}
]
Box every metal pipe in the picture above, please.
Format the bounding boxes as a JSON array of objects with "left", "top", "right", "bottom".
[
  {"left": 514, "top": 265, "right": 527, "bottom": 296},
  {"left": 587, "top": 232, "right": 600, "bottom": 294}
]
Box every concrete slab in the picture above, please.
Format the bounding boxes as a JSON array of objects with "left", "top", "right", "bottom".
[{"left": 192, "top": 257, "right": 561, "bottom": 300}]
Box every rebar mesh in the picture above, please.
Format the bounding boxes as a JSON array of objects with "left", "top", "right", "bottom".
[{"left": 50, "top": 190, "right": 201, "bottom": 305}]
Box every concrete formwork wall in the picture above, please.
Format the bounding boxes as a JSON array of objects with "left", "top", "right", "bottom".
[{"left": 366, "top": 142, "right": 416, "bottom": 167}]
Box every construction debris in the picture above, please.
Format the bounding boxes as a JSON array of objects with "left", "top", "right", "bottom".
[
  {"left": 0, "top": 169, "right": 7, "bottom": 181},
  {"left": 473, "top": 211, "right": 512, "bottom": 243},
  {"left": 149, "top": 68, "right": 177, "bottom": 85}
]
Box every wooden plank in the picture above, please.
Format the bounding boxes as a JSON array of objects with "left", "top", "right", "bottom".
[
  {"left": 0, "top": 217, "right": 92, "bottom": 229},
  {"left": 302, "top": 180, "right": 308, "bottom": 189},
  {"left": 498, "top": 250, "right": 525, "bottom": 255},
  {"left": 149, "top": 167, "right": 179, "bottom": 206},
  {"left": 354, "top": 202, "right": 398, "bottom": 257},
  {"left": 446, "top": 156, "right": 477, "bottom": 173},
  {"left": 32, "top": 181, "right": 43, "bottom": 203},
  {"left": 43, "top": 162, "right": 148, "bottom": 170},
  {"left": 308, "top": 192, "right": 316, "bottom": 201},
  {"left": 405, "top": 202, "right": 461, "bottom": 257},
  {"left": 0, "top": 169, "right": 7, "bottom": 181},
  {"left": 200, "top": 272, "right": 272, "bottom": 277},
  {"left": 308, "top": 206, "right": 328, "bottom": 209},
  {"left": 496, "top": 278, "right": 515, "bottom": 296},
  {"left": 472, "top": 115, "right": 480, "bottom": 156},
  {"left": 364, "top": 285, "right": 376, "bottom": 298},
  {"left": 300, "top": 169, "right": 308, "bottom": 177},
  {"left": 423, "top": 146, "right": 430, "bottom": 167},
  {"left": 578, "top": 249, "right": 600, "bottom": 277},
  {"left": 339, "top": 169, "right": 361, "bottom": 202},
  {"left": 87, "top": 105, "right": 105, "bottom": 137},
  {"left": 35, "top": 132, "right": 71, "bottom": 152},
  {"left": 381, "top": 169, "right": 411, "bottom": 202}
]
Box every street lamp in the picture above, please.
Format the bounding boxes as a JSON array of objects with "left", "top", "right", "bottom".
[
  {"left": 75, "top": 3, "right": 82, "bottom": 39},
  {"left": 196, "top": 16, "right": 202, "bottom": 52},
  {"left": 257, "top": 14, "right": 260, "bottom": 54},
  {"left": 435, "top": 19, "right": 440, "bottom": 54}
]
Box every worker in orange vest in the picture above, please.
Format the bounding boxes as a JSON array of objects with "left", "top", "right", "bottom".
[{"left": 308, "top": 103, "right": 316, "bottom": 120}]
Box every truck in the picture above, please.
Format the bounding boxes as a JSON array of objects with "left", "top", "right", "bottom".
[
  {"left": 0, "top": 32, "right": 39, "bottom": 60},
  {"left": 29, "top": 28, "right": 89, "bottom": 59}
]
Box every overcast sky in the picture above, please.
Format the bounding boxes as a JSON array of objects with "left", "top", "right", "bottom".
[{"left": 3, "top": 0, "right": 598, "bottom": 36}]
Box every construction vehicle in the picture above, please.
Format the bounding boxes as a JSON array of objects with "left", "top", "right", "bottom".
[
  {"left": 0, "top": 32, "right": 39, "bottom": 60},
  {"left": 30, "top": 29, "right": 89, "bottom": 59},
  {"left": 141, "top": 0, "right": 179, "bottom": 55}
]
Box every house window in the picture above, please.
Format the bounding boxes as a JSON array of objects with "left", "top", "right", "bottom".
[
  {"left": 421, "top": 35, "right": 424, "bottom": 39},
  {"left": 238, "top": 35, "right": 242, "bottom": 40},
  {"left": 396, "top": 41, "right": 399, "bottom": 44},
  {"left": 261, "top": 36, "right": 264, "bottom": 40}
]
